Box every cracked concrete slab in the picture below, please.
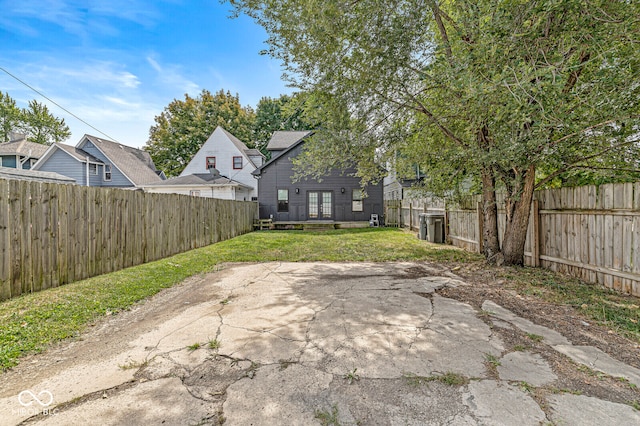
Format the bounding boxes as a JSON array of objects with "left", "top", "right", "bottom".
[
  {"left": 34, "top": 377, "right": 218, "bottom": 426},
  {"left": 3, "top": 262, "right": 639, "bottom": 425},
  {"left": 553, "top": 344, "right": 640, "bottom": 387},
  {"left": 482, "top": 300, "right": 640, "bottom": 387},
  {"left": 223, "top": 364, "right": 333, "bottom": 425},
  {"left": 497, "top": 351, "right": 557, "bottom": 386},
  {"left": 482, "top": 300, "right": 570, "bottom": 346},
  {"left": 547, "top": 393, "right": 640, "bottom": 425},
  {"left": 462, "top": 380, "right": 546, "bottom": 425}
]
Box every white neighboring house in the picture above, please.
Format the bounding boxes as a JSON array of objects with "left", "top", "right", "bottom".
[{"left": 141, "top": 126, "right": 264, "bottom": 201}]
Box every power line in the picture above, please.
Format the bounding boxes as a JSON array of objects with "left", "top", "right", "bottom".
[{"left": 0, "top": 66, "right": 120, "bottom": 143}]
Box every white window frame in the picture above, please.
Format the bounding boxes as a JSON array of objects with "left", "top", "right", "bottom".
[
  {"left": 104, "top": 164, "right": 112, "bottom": 181},
  {"left": 89, "top": 163, "right": 98, "bottom": 175},
  {"left": 352, "top": 189, "right": 364, "bottom": 212}
]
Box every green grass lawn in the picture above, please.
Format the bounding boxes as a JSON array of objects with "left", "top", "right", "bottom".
[
  {"left": 1, "top": 227, "right": 638, "bottom": 371},
  {"left": 0, "top": 228, "right": 477, "bottom": 370}
]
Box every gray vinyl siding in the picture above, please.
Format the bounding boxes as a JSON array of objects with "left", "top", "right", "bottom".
[
  {"left": 0, "top": 156, "right": 17, "bottom": 168},
  {"left": 81, "top": 142, "right": 134, "bottom": 187},
  {"left": 35, "top": 149, "right": 82, "bottom": 184},
  {"left": 257, "top": 143, "right": 384, "bottom": 222}
]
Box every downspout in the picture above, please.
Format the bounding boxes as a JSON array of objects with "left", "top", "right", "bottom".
[{"left": 86, "top": 157, "right": 90, "bottom": 186}]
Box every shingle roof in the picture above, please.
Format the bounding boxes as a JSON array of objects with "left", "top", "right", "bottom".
[
  {"left": 141, "top": 172, "right": 251, "bottom": 189},
  {"left": 266, "top": 131, "right": 312, "bottom": 151},
  {"left": 0, "top": 166, "right": 76, "bottom": 184},
  {"left": 0, "top": 139, "right": 49, "bottom": 158},
  {"left": 54, "top": 143, "right": 103, "bottom": 163},
  {"left": 218, "top": 127, "right": 265, "bottom": 168},
  {"left": 81, "top": 135, "right": 163, "bottom": 186}
]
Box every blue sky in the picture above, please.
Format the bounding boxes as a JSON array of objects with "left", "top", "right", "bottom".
[{"left": 0, "top": 0, "right": 291, "bottom": 148}]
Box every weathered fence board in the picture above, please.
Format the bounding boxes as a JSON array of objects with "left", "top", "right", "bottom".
[
  {"left": 397, "top": 182, "right": 640, "bottom": 297},
  {"left": 0, "top": 179, "right": 258, "bottom": 301}
]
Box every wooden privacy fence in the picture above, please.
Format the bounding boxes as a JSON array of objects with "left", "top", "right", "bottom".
[
  {"left": 0, "top": 179, "right": 258, "bottom": 301},
  {"left": 384, "top": 197, "right": 445, "bottom": 229},
  {"left": 447, "top": 182, "right": 640, "bottom": 297}
]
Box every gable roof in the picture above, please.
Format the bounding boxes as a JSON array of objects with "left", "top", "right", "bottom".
[
  {"left": 0, "top": 139, "right": 49, "bottom": 159},
  {"left": 266, "top": 131, "right": 313, "bottom": 151},
  {"left": 218, "top": 127, "right": 265, "bottom": 168},
  {"left": 181, "top": 126, "right": 265, "bottom": 175},
  {"left": 140, "top": 172, "right": 251, "bottom": 190},
  {"left": 253, "top": 131, "right": 314, "bottom": 176},
  {"left": 32, "top": 142, "right": 104, "bottom": 170},
  {"left": 77, "top": 135, "right": 163, "bottom": 186}
]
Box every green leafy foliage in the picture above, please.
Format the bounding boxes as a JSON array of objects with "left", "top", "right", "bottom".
[
  {"left": 0, "top": 91, "right": 22, "bottom": 143},
  {"left": 144, "top": 89, "right": 256, "bottom": 177},
  {"left": 0, "top": 92, "right": 70, "bottom": 144},
  {"left": 22, "top": 100, "right": 71, "bottom": 145},
  {"left": 231, "top": 0, "right": 640, "bottom": 264},
  {"left": 253, "top": 93, "right": 318, "bottom": 156}
]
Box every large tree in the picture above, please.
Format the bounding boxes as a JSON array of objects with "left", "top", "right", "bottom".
[
  {"left": 231, "top": 0, "right": 640, "bottom": 265},
  {"left": 22, "top": 100, "right": 71, "bottom": 145},
  {"left": 0, "top": 91, "right": 22, "bottom": 143},
  {"left": 145, "top": 89, "right": 256, "bottom": 177},
  {"left": 0, "top": 93, "right": 70, "bottom": 144}
]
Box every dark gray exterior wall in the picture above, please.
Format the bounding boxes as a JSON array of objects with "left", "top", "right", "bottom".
[{"left": 257, "top": 143, "right": 384, "bottom": 221}]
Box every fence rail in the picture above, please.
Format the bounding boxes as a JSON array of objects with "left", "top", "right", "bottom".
[
  {"left": 386, "top": 182, "right": 640, "bottom": 297},
  {"left": 0, "top": 179, "right": 258, "bottom": 301}
]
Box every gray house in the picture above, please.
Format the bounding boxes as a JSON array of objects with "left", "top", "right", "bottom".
[
  {"left": 252, "top": 131, "right": 384, "bottom": 223},
  {"left": 0, "top": 133, "right": 48, "bottom": 170},
  {"left": 33, "top": 135, "right": 165, "bottom": 187}
]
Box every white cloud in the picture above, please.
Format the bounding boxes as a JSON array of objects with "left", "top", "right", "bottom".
[
  {"left": 146, "top": 56, "right": 199, "bottom": 95},
  {"left": 0, "top": 0, "right": 161, "bottom": 38}
]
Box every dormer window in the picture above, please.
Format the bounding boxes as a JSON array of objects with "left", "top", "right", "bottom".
[
  {"left": 233, "top": 156, "right": 242, "bottom": 169},
  {"left": 206, "top": 156, "right": 216, "bottom": 169}
]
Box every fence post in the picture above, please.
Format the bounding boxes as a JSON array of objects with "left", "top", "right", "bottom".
[
  {"left": 409, "top": 203, "right": 413, "bottom": 231},
  {"left": 532, "top": 199, "right": 540, "bottom": 267},
  {"left": 477, "top": 201, "right": 484, "bottom": 254}
]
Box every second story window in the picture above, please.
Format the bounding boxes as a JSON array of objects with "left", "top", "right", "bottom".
[
  {"left": 89, "top": 163, "right": 98, "bottom": 175},
  {"left": 206, "top": 156, "right": 216, "bottom": 169},
  {"left": 104, "top": 164, "right": 112, "bottom": 181},
  {"left": 233, "top": 156, "right": 243, "bottom": 169}
]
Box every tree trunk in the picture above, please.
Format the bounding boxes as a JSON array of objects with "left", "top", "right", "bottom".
[
  {"left": 501, "top": 165, "right": 536, "bottom": 266},
  {"left": 481, "top": 167, "right": 501, "bottom": 263}
]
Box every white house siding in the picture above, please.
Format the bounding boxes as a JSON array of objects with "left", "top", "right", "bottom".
[
  {"left": 143, "top": 185, "right": 249, "bottom": 201},
  {"left": 179, "top": 127, "right": 259, "bottom": 199}
]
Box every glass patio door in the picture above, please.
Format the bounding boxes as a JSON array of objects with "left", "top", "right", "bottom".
[{"left": 308, "top": 191, "right": 332, "bottom": 219}]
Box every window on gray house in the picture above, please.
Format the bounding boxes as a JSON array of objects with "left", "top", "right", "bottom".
[
  {"left": 277, "top": 189, "right": 289, "bottom": 212},
  {"left": 206, "top": 156, "right": 216, "bottom": 169},
  {"left": 352, "top": 189, "right": 363, "bottom": 212},
  {"left": 89, "top": 163, "right": 98, "bottom": 175},
  {"left": 104, "top": 164, "right": 112, "bottom": 181}
]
